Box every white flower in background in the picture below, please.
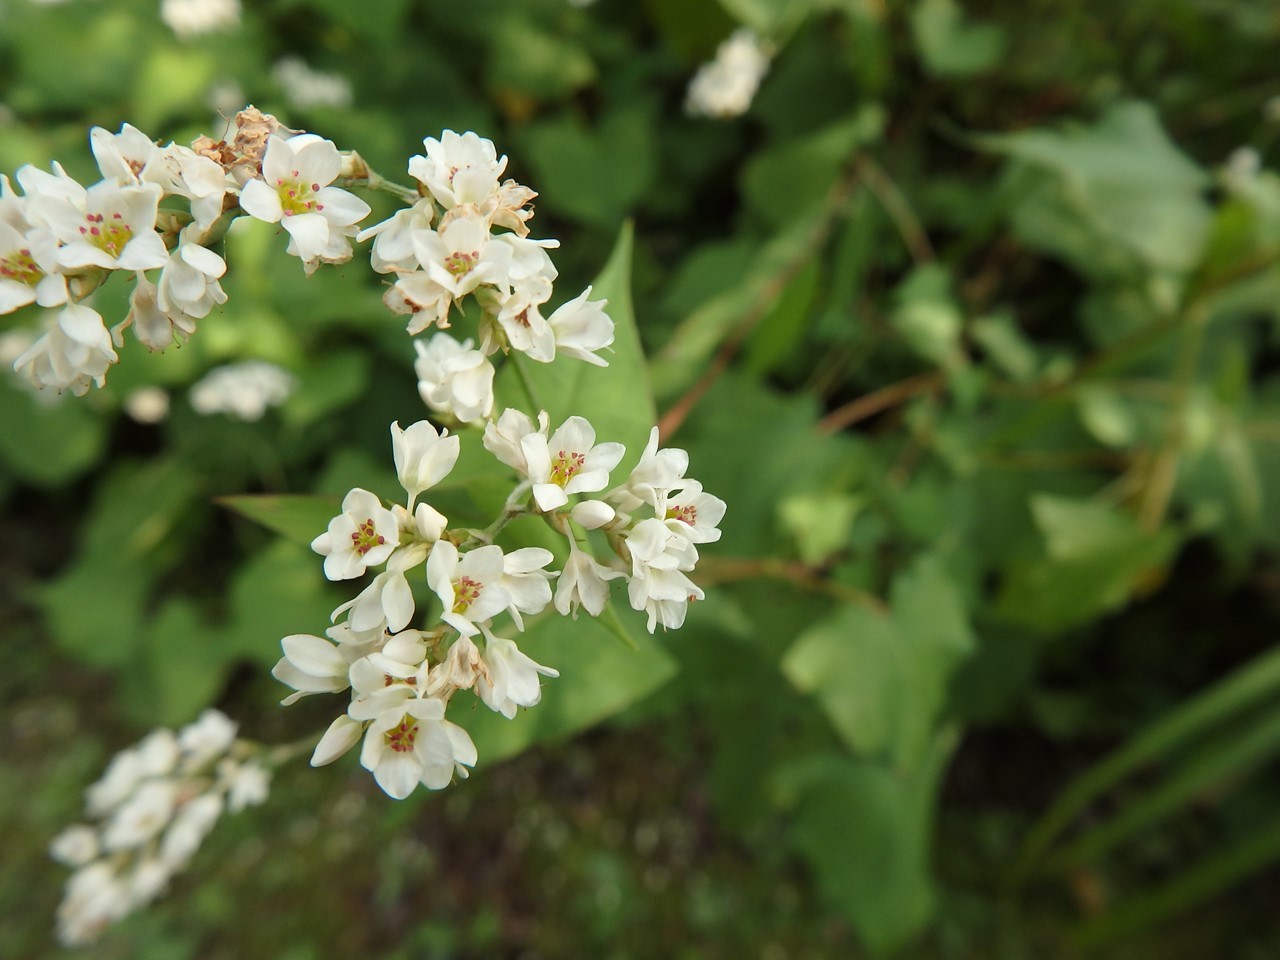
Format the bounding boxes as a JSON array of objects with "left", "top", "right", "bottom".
[
  {"left": 160, "top": 0, "right": 242, "bottom": 39},
  {"left": 52, "top": 710, "right": 268, "bottom": 945},
  {"left": 189, "top": 360, "right": 295, "bottom": 420},
  {"left": 414, "top": 333, "right": 495, "bottom": 423},
  {"left": 686, "top": 28, "right": 773, "bottom": 119},
  {"left": 521, "top": 415, "right": 626, "bottom": 512},
  {"left": 413, "top": 206, "right": 514, "bottom": 298},
  {"left": 124, "top": 386, "right": 170, "bottom": 423},
  {"left": 426, "top": 541, "right": 510, "bottom": 637},
  {"left": 272, "top": 56, "right": 354, "bottom": 111},
  {"left": 13, "top": 303, "right": 117, "bottom": 395},
  {"left": 311, "top": 487, "right": 400, "bottom": 581},
  {"left": 607, "top": 427, "right": 689, "bottom": 513},
  {"left": 554, "top": 541, "right": 625, "bottom": 618},
  {"left": 238, "top": 134, "right": 370, "bottom": 273},
  {"left": 409, "top": 130, "right": 507, "bottom": 209},
  {"left": 664, "top": 480, "right": 727, "bottom": 544},
  {"left": 359, "top": 698, "right": 477, "bottom": 798},
  {"left": 391, "top": 419, "right": 460, "bottom": 505},
  {"left": 475, "top": 625, "right": 559, "bottom": 719},
  {"left": 1222, "top": 146, "right": 1262, "bottom": 192}
]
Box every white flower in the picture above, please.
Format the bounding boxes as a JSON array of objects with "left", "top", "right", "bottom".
[
  {"left": 238, "top": 134, "right": 370, "bottom": 273},
  {"left": 414, "top": 333, "right": 495, "bottom": 423},
  {"left": 624, "top": 517, "right": 704, "bottom": 632},
  {"left": 546, "top": 286, "right": 614, "bottom": 366},
  {"left": 272, "top": 631, "right": 368, "bottom": 704},
  {"left": 391, "top": 419, "right": 460, "bottom": 505},
  {"left": 272, "top": 56, "right": 354, "bottom": 111},
  {"left": 159, "top": 793, "right": 223, "bottom": 867},
  {"left": 522, "top": 415, "right": 626, "bottom": 512},
  {"left": 607, "top": 427, "right": 689, "bottom": 513},
  {"left": 147, "top": 144, "right": 229, "bottom": 232},
  {"left": 40, "top": 180, "right": 169, "bottom": 272},
  {"left": 663, "top": 480, "right": 727, "bottom": 544},
  {"left": 311, "top": 487, "right": 401, "bottom": 580},
  {"left": 90, "top": 123, "right": 162, "bottom": 185},
  {"left": 177, "top": 709, "right": 238, "bottom": 767},
  {"left": 122, "top": 274, "right": 175, "bottom": 352},
  {"left": 385, "top": 270, "right": 454, "bottom": 335},
  {"left": 426, "top": 633, "right": 486, "bottom": 698},
  {"left": 348, "top": 646, "right": 430, "bottom": 721},
  {"left": 102, "top": 780, "right": 179, "bottom": 852},
  {"left": 360, "top": 698, "right": 477, "bottom": 798},
  {"left": 359, "top": 198, "right": 435, "bottom": 273},
  {"left": 426, "top": 541, "right": 510, "bottom": 637},
  {"left": 222, "top": 759, "right": 271, "bottom": 812},
  {"left": 125, "top": 386, "right": 170, "bottom": 424},
  {"left": 686, "top": 28, "right": 772, "bottom": 119},
  {"left": 155, "top": 228, "right": 228, "bottom": 331},
  {"left": 409, "top": 131, "right": 507, "bottom": 209},
  {"left": 49, "top": 826, "right": 99, "bottom": 868},
  {"left": 483, "top": 407, "right": 548, "bottom": 476},
  {"left": 494, "top": 278, "right": 556, "bottom": 360},
  {"left": 499, "top": 547, "right": 557, "bottom": 629},
  {"left": 475, "top": 626, "right": 559, "bottom": 719},
  {"left": 554, "top": 541, "right": 625, "bottom": 618},
  {"left": 310, "top": 714, "right": 364, "bottom": 767},
  {"left": 13, "top": 303, "right": 118, "bottom": 395},
  {"left": 56, "top": 862, "right": 131, "bottom": 946},
  {"left": 0, "top": 220, "right": 66, "bottom": 314},
  {"left": 161, "top": 0, "right": 241, "bottom": 39},
  {"left": 570, "top": 499, "right": 615, "bottom": 530},
  {"left": 413, "top": 206, "right": 514, "bottom": 298},
  {"left": 188, "top": 360, "right": 295, "bottom": 420}
]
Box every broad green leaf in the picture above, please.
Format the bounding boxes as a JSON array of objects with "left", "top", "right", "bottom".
[
  {"left": 910, "top": 0, "right": 1004, "bottom": 76},
  {"left": 783, "top": 728, "right": 959, "bottom": 954},
  {"left": 128, "top": 599, "right": 231, "bottom": 726},
  {"left": 890, "top": 264, "right": 964, "bottom": 368},
  {"left": 982, "top": 101, "right": 1212, "bottom": 276},
  {"left": 216, "top": 494, "right": 340, "bottom": 548},
  {"left": 495, "top": 221, "right": 655, "bottom": 458},
  {"left": 0, "top": 377, "right": 108, "bottom": 486}
]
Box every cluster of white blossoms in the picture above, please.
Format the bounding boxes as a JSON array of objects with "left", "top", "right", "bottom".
[
  {"left": 274, "top": 414, "right": 724, "bottom": 799},
  {"left": 41, "top": 111, "right": 726, "bottom": 941},
  {"left": 159, "top": 0, "right": 241, "bottom": 39},
  {"left": 685, "top": 28, "right": 773, "bottom": 119},
  {"left": 362, "top": 129, "right": 615, "bottom": 423},
  {"left": 49, "top": 710, "right": 270, "bottom": 946}
]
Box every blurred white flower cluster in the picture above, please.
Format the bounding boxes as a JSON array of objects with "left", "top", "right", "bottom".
[
  {"left": 189, "top": 359, "right": 296, "bottom": 420},
  {"left": 49, "top": 710, "right": 269, "bottom": 946},
  {"left": 685, "top": 28, "right": 773, "bottom": 119},
  {"left": 160, "top": 0, "right": 241, "bottom": 39},
  {"left": 278, "top": 415, "right": 724, "bottom": 799}
]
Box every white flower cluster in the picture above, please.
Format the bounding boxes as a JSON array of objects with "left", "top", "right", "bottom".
[
  {"left": 275, "top": 415, "right": 724, "bottom": 799},
  {"left": 1, "top": 108, "right": 370, "bottom": 394},
  {"left": 361, "top": 130, "right": 615, "bottom": 423},
  {"left": 49, "top": 710, "right": 270, "bottom": 946},
  {"left": 685, "top": 28, "right": 773, "bottom": 119},
  {"left": 160, "top": 0, "right": 242, "bottom": 39},
  {"left": 4, "top": 114, "right": 613, "bottom": 427}
]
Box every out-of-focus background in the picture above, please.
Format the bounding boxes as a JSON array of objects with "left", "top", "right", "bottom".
[{"left": 5, "top": 0, "right": 1280, "bottom": 956}]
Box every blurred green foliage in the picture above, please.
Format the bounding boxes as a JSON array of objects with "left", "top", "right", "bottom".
[{"left": 5, "top": 0, "right": 1280, "bottom": 957}]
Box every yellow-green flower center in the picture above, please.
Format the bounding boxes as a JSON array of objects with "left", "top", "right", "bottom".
[
  {"left": 79, "top": 212, "right": 133, "bottom": 259},
  {"left": 453, "top": 575, "right": 482, "bottom": 614},
  {"left": 277, "top": 170, "right": 324, "bottom": 217},
  {"left": 444, "top": 250, "right": 477, "bottom": 277},
  {"left": 550, "top": 449, "right": 585, "bottom": 487},
  {"left": 349, "top": 518, "right": 386, "bottom": 557},
  {"left": 0, "top": 248, "right": 41, "bottom": 287},
  {"left": 384, "top": 716, "right": 419, "bottom": 754},
  {"left": 667, "top": 504, "right": 697, "bottom": 526}
]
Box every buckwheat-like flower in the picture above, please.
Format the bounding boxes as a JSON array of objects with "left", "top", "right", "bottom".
[
  {"left": 546, "top": 286, "right": 614, "bottom": 366},
  {"left": 426, "top": 541, "right": 510, "bottom": 637},
  {"left": 0, "top": 220, "right": 66, "bottom": 313},
  {"left": 188, "top": 360, "right": 294, "bottom": 420},
  {"left": 663, "top": 480, "right": 727, "bottom": 544},
  {"left": 607, "top": 427, "right": 689, "bottom": 513},
  {"left": 13, "top": 303, "right": 117, "bottom": 394},
  {"left": 499, "top": 547, "right": 557, "bottom": 629},
  {"left": 413, "top": 206, "right": 514, "bottom": 298},
  {"left": 414, "top": 333, "right": 495, "bottom": 423},
  {"left": 408, "top": 130, "right": 507, "bottom": 209},
  {"left": 42, "top": 180, "right": 169, "bottom": 272},
  {"left": 554, "top": 541, "right": 625, "bottom": 618},
  {"left": 475, "top": 625, "right": 559, "bottom": 719},
  {"left": 624, "top": 517, "right": 704, "bottom": 632},
  {"left": 238, "top": 134, "right": 370, "bottom": 273},
  {"left": 483, "top": 407, "right": 548, "bottom": 475},
  {"left": 685, "top": 28, "right": 773, "bottom": 119},
  {"left": 522, "top": 415, "right": 626, "bottom": 512},
  {"left": 360, "top": 698, "right": 477, "bottom": 798},
  {"left": 311, "top": 488, "right": 401, "bottom": 580},
  {"left": 391, "top": 419, "right": 460, "bottom": 506}
]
